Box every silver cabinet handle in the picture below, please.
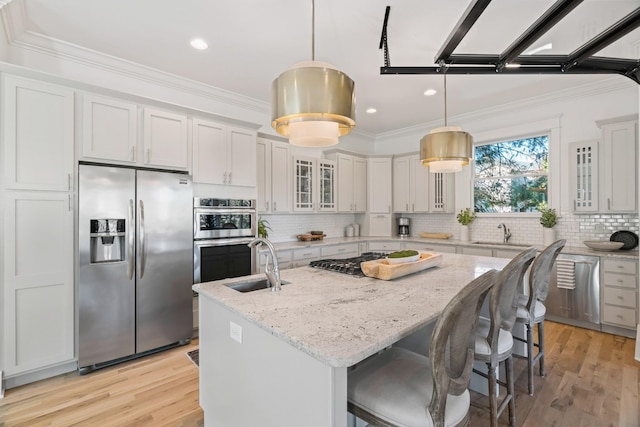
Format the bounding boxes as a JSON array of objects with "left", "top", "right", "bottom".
[
  {"left": 406, "top": 203, "right": 408, "bottom": 211},
  {"left": 388, "top": 205, "right": 391, "bottom": 213},
  {"left": 273, "top": 201, "right": 277, "bottom": 211},
  {"left": 266, "top": 201, "right": 269, "bottom": 211},
  {"left": 68, "top": 194, "right": 72, "bottom": 211},
  {"left": 228, "top": 172, "right": 232, "bottom": 184},
  {"left": 130, "top": 146, "right": 135, "bottom": 161},
  {"left": 223, "top": 172, "right": 227, "bottom": 184},
  {"left": 128, "top": 199, "right": 135, "bottom": 280},
  {"left": 139, "top": 200, "right": 146, "bottom": 279},
  {"left": 574, "top": 200, "right": 576, "bottom": 210},
  {"left": 67, "top": 173, "right": 72, "bottom": 191},
  {"left": 412, "top": 203, "right": 415, "bottom": 211},
  {"left": 146, "top": 149, "right": 150, "bottom": 164},
  {"left": 608, "top": 198, "right": 611, "bottom": 210}
]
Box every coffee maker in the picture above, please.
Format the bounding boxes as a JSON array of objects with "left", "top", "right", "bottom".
[{"left": 398, "top": 217, "right": 410, "bottom": 237}]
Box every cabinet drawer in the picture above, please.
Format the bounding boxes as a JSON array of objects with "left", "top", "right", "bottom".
[
  {"left": 602, "top": 259, "right": 637, "bottom": 275},
  {"left": 293, "top": 247, "right": 321, "bottom": 261},
  {"left": 603, "top": 272, "right": 637, "bottom": 289},
  {"left": 602, "top": 304, "right": 636, "bottom": 328},
  {"left": 321, "top": 244, "right": 359, "bottom": 257},
  {"left": 258, "top": 250, "right": 292, "bottom": 265},
  {"left": 459, "top": 246, "right": 493, "bottom": 257},
  {"left": 368, "top": 241, "right": 401, "bottom": 252},
  {"left": 404, "top": 242, "right": 456, "bottom": 254},
  {"left": 603, "top": 287, "right": 637, "bottom": 308}
]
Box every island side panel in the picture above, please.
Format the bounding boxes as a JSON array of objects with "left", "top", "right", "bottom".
[{"left": 199, "top": 295, "right": 348, "bottom": 427}]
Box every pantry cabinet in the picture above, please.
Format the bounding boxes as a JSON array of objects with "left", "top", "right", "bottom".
[
  {"left": 81, "top": 94, "right": 138, "bottom": 163},
  {"left": 2, "top": 75, "right": 74, "bottom": 191},
  {"left": 192, "top": 118, "right": 257, "bottom": 186},
  {"left": 325, "top": 151, "right": 367, "bottom": 213},
  {"left": 143, "top": 108, "right": 188, "bottom": 170},
  {"left": 256, "top": 138, "right": 291, "bottom": 213},
  {"left": 292, "top": 156, "right": 336, "bottom": 213}
]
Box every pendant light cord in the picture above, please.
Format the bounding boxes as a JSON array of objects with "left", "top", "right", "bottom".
[
  {"left": 443, "top": 73, "right": 448, "bottom": 127},
  {"left": 311, "top": 0, "right": 315, "bottom": 61}
]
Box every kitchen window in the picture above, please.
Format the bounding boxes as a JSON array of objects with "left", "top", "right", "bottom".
[{"left": 474, "top": 134, "right": 549, "bottom": 213}]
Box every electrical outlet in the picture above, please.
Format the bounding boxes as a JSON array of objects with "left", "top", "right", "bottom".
[
  {"left": 230, "top": 321, "right": 243, "bottom": 344},
  {"left": 595, "top": 223, "right": 605, "bottom": 234}
]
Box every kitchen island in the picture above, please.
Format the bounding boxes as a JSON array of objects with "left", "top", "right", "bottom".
[{"left": 194, "top": 253, "right": 510, "bottom": 427}]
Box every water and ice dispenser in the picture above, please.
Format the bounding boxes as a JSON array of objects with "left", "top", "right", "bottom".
[{"left": 90, "top": 219, "right": 126, "bottom": 263}]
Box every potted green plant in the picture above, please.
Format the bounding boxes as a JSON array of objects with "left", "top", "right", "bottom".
[
  {"left": 538, "top": 203, "right": 557, "bottom": 246},
  {"left": 257, "top": 217, "right": 272, "bottom": 238},
  {"left": 456, "top": 208, "right": 476, "bottom": 241}
]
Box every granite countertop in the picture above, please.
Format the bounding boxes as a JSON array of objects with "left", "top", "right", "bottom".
[
  {"left": 194, "top": 253, "right": 509, "bottom": 368},
  {"left": 259, "top": 236, "right": 639, "bottom": 260}
]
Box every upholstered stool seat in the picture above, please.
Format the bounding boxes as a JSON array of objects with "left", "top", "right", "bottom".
[{"left": 474, "top": 317, "right": 514, "bottom": 358}]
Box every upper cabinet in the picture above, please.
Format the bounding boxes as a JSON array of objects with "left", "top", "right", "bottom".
[
  {"left": 143, "top": 108, "right": 188, "bottom": 170},
  {"left": 192, "top": 118, "right": 257, "bottom": 187},
  {"left": 292, "top": 156, "right": 336, "bottom": 213},
  {"left": 569, "top": 140, "right": 599, "bottom": 212},
  {"left": 325, "top": 152, "right": 367, "bottom": 213},
  {"left": 2, "top": 75, "right": 74, "bottom": 191},
  {"left": 393, "top": 154, "right": 454, "bottom": 213},
  {"left": 367, "top": 157, "right": 392, "bottom": 214},
  {"left": 599, "top": 119, "right": 637, "bottom": 213},
  {"left": 257, "top": 137, "right": 290, "bottom": 214},
  {"left": 81, "top": 94, "right": 138, "bottom": 163}
]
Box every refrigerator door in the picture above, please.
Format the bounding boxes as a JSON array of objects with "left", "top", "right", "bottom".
[
  {"left": 79, "top": 165, "right": 136, "bottom": 368},
  {"left": 136, "top": 170, "right": 193, "bottom": 352}
]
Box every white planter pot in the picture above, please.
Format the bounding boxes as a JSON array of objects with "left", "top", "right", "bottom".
[
  {"left": 543, "top": 227, "right": 555, "bottom": 246},
  {"left": 460, "top": 225, "right": 470, "bottom": 242}
]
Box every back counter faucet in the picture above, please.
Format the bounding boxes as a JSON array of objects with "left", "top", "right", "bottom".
[
  {"left": 498, "top": 223, "right": 512, "bottom": 244},
  {"left": 248, "top": 237, "right": 281, "bottom": 291}
]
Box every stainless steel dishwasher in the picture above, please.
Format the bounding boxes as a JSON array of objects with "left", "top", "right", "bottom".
[{"left": 545, "top": 253, "right": 601, "bottom": 331}]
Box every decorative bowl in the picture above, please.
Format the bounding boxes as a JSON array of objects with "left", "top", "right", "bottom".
[
  {"left": 310, "top": 230, "right": 324, "bottom": 235},
  {"left": 583, "top": 241, "right": 624, "bottom": 251},
  {"left": 386, "top": 251, "right": 421, "bottom": 264}
]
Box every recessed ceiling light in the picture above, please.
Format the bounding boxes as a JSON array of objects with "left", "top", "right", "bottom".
[
  {"left": 424, "top": 89, "right": 437, "bottom": 96},
  {"left": 190, "top": 38, "right": 208, "bottom": 50},
  {"left": 366, "top": 108, "right": 377, "bottom": 114}
]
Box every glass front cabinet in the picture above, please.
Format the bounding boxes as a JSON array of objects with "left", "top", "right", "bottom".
[
  {"left": 293, "top": 156, "right": 336, "bottom": 213},
  {"left": 570, "top": 140, "right": 598, "bottom": 212}
]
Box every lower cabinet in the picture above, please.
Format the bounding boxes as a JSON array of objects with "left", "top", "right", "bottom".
[
  {"left": 257, "top": 249, "right": 292, "bottom": 274},
  {"left": 291, "top": 247, "right": 321, "bottom": 268},
  {"left": 320, "top": 243, "right": 359, "bottom": 259},
  {"left": 403, "top": 242, "right": 457, "bottom": 254},
  {"left": 458, "top": 246, "right": 493, "bottom": 257},
  {"left": 367, "top": 241, "right": 402, "bottom": 252},
  {"left": 2, "top": 191, "right": 75, "bottom": 378},
  {"left": 601, "top": 258, "right": 637, "bottom": 332}
]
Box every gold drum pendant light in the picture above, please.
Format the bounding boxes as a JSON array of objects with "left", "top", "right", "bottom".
[
  {"left": 271, "top": 0, "right": 356, "bottom": 147},
  {"left": 420, "top": 73, "right": 472, "bottom": 173}
]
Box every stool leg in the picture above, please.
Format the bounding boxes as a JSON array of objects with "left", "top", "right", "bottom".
[
  {"left": 506, "top": 356, "right": 516, "bottom": 427},
  {"left": 488, "top": 363, "right": 499, "bottom": 427},
  {"left": 527, "top": 323, "right": 534, "bottom": 396},
  {"left": 538, "top": 320, "right": 546, "bottom": 377}
]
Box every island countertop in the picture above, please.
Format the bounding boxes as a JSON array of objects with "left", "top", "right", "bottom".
[{"left": 194, "top": 253, "right": 509, "bottom": 368}]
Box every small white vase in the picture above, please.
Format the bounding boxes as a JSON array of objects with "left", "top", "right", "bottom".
[
  {"left": 543, "top": 227, "right": 555, "bottom": 246},
  {"left": 460, "top": 225, "right": 470, "bottom": 242}
]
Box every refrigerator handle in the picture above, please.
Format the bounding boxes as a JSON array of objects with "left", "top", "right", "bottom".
[
  {"left": 139, "top": 200, "right": 146, "bottom": 279},
  {"left": 128, "top": 199, "right": 135, "bottom": 280}
]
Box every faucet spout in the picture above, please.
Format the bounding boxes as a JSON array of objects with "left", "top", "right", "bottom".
[
  {"left": 497, "top": 223, "right": 512, "bottom": 244},
  {"left": 248, "top": 237, "right": 281, "bottom": 291}
]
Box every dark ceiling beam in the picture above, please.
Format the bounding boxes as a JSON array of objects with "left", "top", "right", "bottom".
[
  {"left": 434, "top": 0, "right": 493, "bottom": 64},
  {"left": 563, "top": 7, "right": 640, "bottom": 71},
  {"left": 497, "top": 0, "right": 584, "bottom": 70}
]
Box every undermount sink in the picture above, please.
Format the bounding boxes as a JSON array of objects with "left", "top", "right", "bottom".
[
  {"left": 470, "top": 241, "right": 533, "bottom": 248},
  {"left": 226, "top": 278, "right": 291, "bottom": 293}
]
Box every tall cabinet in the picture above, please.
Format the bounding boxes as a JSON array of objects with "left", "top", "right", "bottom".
[
  {"left": 1, "top": 75, "right": 75, "bottom": 380},
  {"left": 257, "top": 137, "right": 291, "bottom": 213}
]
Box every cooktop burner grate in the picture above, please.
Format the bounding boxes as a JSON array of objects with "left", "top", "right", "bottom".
[{"left": 309, "top": 252, "right": 388, "bottom": 277}]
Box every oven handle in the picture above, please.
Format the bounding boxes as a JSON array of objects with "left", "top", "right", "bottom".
[
  {"left": 194, "top": 208, "right": 257, "bottom": 215},
  {"left": 194, "top": 237, "right": 257, "bottom": 248}
]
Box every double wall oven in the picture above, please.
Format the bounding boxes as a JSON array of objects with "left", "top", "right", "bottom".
[{"left": 193, "top": 198, "right": 256, "bottom": 284}]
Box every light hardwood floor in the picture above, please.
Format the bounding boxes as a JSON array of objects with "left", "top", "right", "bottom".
[{"left": 0, "top": 322, "right": 638, "bottom": 426}]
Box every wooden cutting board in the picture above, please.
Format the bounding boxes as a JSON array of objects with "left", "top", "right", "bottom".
[
  {"left": 360, "top": 252, "right": 443, "bottom": 280},
  {"left": 419, "top": 232, "right": 453, "bottom": 239}
]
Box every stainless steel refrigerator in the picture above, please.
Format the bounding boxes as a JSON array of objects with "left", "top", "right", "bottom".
[{"left": 78, "top": 163, "right": 193, "bottom": 373}]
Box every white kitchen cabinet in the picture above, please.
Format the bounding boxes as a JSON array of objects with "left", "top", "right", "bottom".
[
  {"left": 292, "top": 156, "right": 336, "bottom": 213},
  {"left": 393, "top": 154, "right": 453, "bottom": 213},
  {"left": 367, "top": 157, "right": 392, "bottom": 213},
  {"left": 601, "top": 258, "right": 637, "bottom": 332},
  {"left": 362, "top": 213, "right": 394, "bottom": 237},
  {"left": 403, "top": 242, "right": 457, "bottom": 254},
  {"left": 2, "top": 75, "right": 74, "bottom": 191},
  {"left": 81, "top": 93, "right": 138, "bottom": 163},
  {"left": 2, "top": 191, "right": 74, "bottom": 376},
  {"left": 193, "top": 118, "right": 257, "bottom": 186},
  {"left": 325, "top": 152, "right": 367, "bottom": 213},
  {"left": 257, "top": 249, "right": 292, "bottom": 273},
  {"left": 368, "top": 241, "right": 402, "bottom": 252},
  {"left": 598, "top": 119, "right": 637, "bottom": 213},
  {"left": 291, "top": 247, "right": 321, "bottom": 268},
  {"left": 257, "top": 138, "right": 290, "bottom": 213},
  {"left": 320, "top": 243, "right": 359, "bottom": 259},
  {"left": 458, "top": 246, "right": 493, "bottom": 257},
  {"left": 143, "top": 108, "right": 188, "bottom": 170},
  {"left": 569, "top": 140, "right": 599, "bottom": 212}
]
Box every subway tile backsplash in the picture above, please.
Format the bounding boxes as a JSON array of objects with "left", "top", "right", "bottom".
[{"left": 258, "top": 213, "right": 357, "bottom": 242}]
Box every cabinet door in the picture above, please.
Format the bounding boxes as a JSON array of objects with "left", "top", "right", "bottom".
[
  {"left": 411, "top": 156, "right": 429, "bottom": 212},
  {"left": 82, "top": 94, "right": 137, "bottom": 163},
  {"left": 601, "top": 120, "right": 637, "bottom": 212},
  {"left": 430, "top": 172, "right": 451, "bottom": 212},
  {"left": 570, "top": 140, "right": 598, "bottom": 212},
  {"left": 317, "top": 159, "right": 337, "bottom": 212},
  {"left": 353, "top": 156, "right": 367, "bottom": 212},
  {"left": 293, "top": 157, "right": 315, "bottom": 212},
  {"left": 336, "top": 154, "right": 354, "bottom": 212},
  {"left": 368, "top": 157, "right": 392, "bottom": 213},
  {"left": 271, "top": 141, "right": 290, "bottom": 213},
  {"left": 2, "top": 75, "right": 74, "bottom": 191},
  {"left": 256, "top": 138, "right": 271, "bottom": 213},
  {"left": 393, "top": 156, "right": 411, "bottom": 212},
  {"left": 3, "top": 191, "right": 74, "bottom": 375},
  {"left": 143, "top": 108, "right": 188, "bottom": 169},
  {"left": 228, "top": 127, "right": 257, "bottom": 187},
  {"left": 193, "top": 118, "right": 227, "bottom": 184}
]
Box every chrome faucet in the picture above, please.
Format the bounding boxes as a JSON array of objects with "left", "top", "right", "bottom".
[
  {"left": 497, "top": 223, "right": 512, "bottom": 244},
  {"left": 248, "top": 237, "right": 281, "bottom": 291}
]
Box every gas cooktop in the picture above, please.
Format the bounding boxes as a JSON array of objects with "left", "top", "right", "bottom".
[{"left": 309, "top": 252, "right": 387, "bottom": 277}]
